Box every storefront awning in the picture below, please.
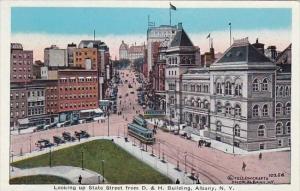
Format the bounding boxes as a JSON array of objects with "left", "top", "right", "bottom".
[{"left": 18, "top": 118, "right": 29, "bottom": 125}]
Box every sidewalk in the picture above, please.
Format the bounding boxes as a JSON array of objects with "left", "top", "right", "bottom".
[
  {"left": 147, "top": 118, "right": 290, "bottom": 155},
  {"left": 12, "top": 136, "right": 195, "bottom": 184},
  {"left": 113, "top": 137, "right": 195, "bottom": 184},
  {"left": 11, "top": 166, "right": 104, "bottom": 184}
]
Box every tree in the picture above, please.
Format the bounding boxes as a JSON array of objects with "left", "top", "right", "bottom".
[
  {"left": 113, "top": 59, "right": 130, "bottom": 69},
  {"left": 132, "top": 57, "right": 144, "bottom": 73}
]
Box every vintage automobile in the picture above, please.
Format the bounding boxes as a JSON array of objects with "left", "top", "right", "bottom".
[
  {"left": 53, "top": 136, "right": 66, "bottom": 145},
  {"left": 62, "top": 132, "right": 76, "bottom": 142},
  {"left": 74, "top": 130, "right": 90, "bottom": 140},
  {"left": 36, "top": 139, "right": 54, "bottom": 150}
]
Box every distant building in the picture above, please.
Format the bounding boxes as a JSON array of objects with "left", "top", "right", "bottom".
[
  {"left": 32, "top": 60, "right": 44, "bottom": 79},
  {"left": 44, "top": 45, "right": 68, "bottom": 68},
  {"left": 146, "top": 24, "right": 179, "bottom": 76},
  {"left": 119, "top": 40, "right": 129, "bottom": 60},
  {"left": 67, "top": 43, "right": 77, "bottom": 67},
  {"left": 10, "top": 43, "right": 33, "bottom": 83},
  {"left": 73, "top": 48, "right": 99, "bottom": 70},
  {"left": 265, "top": 45, "right": 278, "bottom": 62},
  {"left": 128, "top": 44, "right": 145, "bottom": 62}
]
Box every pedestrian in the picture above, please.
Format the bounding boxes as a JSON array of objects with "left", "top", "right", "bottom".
[
  {"left": 175, "top": 178, "right": 180, "bottom": 184},
  {"left": 242, "top": 162, "right": 246, "bottom": 171},
  {"left": 198, "top": 140, "right": 201, "bottom": 148},
  {"left": 259, "top": 152, "right": 262, "bottom": 160},
  {"left": 78, "top": 175, "right": 82, "bottom": 184}
]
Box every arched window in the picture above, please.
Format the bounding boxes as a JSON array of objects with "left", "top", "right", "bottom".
[
  {"left": 253, "top": 79, "right": 259, "bottom": 92},
  {"left": 216, "top": 82, "right": 222, "bottom": 94},
  {"left": 276, "top": 103, "right": 283, "bottom": 115},
  {"left": 262, "top": 105, "right": 269, "bottom": 117},
  {"left": 286, "top": 102, "right": 291, "bottom": 115},
  {"left": 276, "top": 122, "right": 282, "bottom": 134},
  {"left": 216, "top": 102, "right": 222, "bottom": 113},
  {"left": 225, "top": 103, "right": 231, "bottom": 115},
  {"left": 191, "top": 98, "right": 195, "bottom": 107},
  {"left": 262, "top": 78, "right": 268, "bottom": 91},
  {"left": 196, "top": 85, "right": 200, "bottom": 92},
  {"left": 234, "top": 124, "right": 241, "bottom": 137},
  {"left": 279, "top": 86, "right": 283, "bottom": 97},
  {"left": 276, "top": 86, "right": 279, "bottom": 97},
  {"left": 286, "top": 121, "right": 290, "bottom": 134},
  {"left": 204, "top": 100, "right": 209, "bottom": 109},
  {"left": 285, "top": 86, "right": 290, "bottom": 97},
  {"left": 225, "top": 81, "right": 232, "bottom": 95},
  {"left": 235, "top": 84, "right": 242, "bottom": 96},
  {"left": 258, "top": 125, "right": 265, "bottom": 137},
  {"left": 216, "top": 121, "right": 222, "bottom": 132},
  {"left": 252, "top": 105, "right": 259, "bottom": 117},
  {"left": 234, "top": 104, "right": 241, "bottom": 116}
]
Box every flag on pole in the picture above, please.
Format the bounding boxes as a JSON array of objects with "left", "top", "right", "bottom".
[
  {"left": 170, "top": 3, "right": 176, "bottom": 10},
  {"left": 206, "top": 33, "right": 211, "bottom": 39},
  {"left": 229, "top": 22, "right": 231, "bottom": 26}
]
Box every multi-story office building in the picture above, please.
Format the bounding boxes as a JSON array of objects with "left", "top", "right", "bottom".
[
  {"left": 44, "top": 45, "right": 68, "bottom": 68},
  {"left": 57, "top": 69, "right": 99, "bottom": 121},
  {"left": 67, "top": 43, "right": 77, "bottom": 67},
  {"left": 10, "top": 84, "right": 27, "bottom": 128},
  {"left": 73, "top": 48, "right": 99, "bottom": 70},
  {"left": 165, "top": 26, "right": 201, "bottom": 126},
  {"left": 10, "top": 43, "right": 33, "bottom": 83},
  {"left": 164, "top": 26, "right": 291, "bottom": 151},
  {"left": 147, "top": 24, "right": 179, "bottom": 76}
]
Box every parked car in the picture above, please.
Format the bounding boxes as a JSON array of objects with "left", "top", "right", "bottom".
[
  {"left": 36, "top": 139, "right": 53, "bottom": 150},
  {"left": 62, "top": 132, "right": 76, "bottom": 142},
  {"left": 53, "top": 136, "right": 66, "bottom": 145},
  {"left": 75, "top": 130, "right": 90, "bottom": 139},
  {"left": 130, "top": 91, "right": 134, "bottom": 94}
]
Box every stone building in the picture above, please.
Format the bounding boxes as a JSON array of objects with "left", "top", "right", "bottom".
[{"left": 119, "top": 40, "right": 129, "bottom": 60}]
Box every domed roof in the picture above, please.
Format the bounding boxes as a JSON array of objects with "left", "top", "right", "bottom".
[{"left": 119, "top": 40, "right": 129, "bottom": 50}]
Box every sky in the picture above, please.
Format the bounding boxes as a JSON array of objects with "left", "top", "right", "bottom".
[{"left": 11, "top": 7, "right": 292, "bottom": 61}]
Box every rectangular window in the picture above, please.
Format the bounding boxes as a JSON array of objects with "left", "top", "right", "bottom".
[
  {"left": 278, "top": 140, "right": 282, "bottom": 147},
  {"left": 259, "top": 143, "right": 265, "bottom": 150}
]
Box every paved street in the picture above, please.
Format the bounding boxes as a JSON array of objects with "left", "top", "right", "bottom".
[{"left": 11, "top": 69, "right": 291, "bottom": 184}]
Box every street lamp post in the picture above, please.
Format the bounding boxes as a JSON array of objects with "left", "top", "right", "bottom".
[
  {"left": 49, "top": 146, "right": 52, "bottom": 168},
  {"left": 81, "top": 150, "right": 84, "bottom": 170},
  {"left": 184, "top": 152, "right": 187, "bottom": 173},
  {"left": 101, "top": 160, "right": 105, "bottom": 183},
  {"left": 107, "top": 111, "right": 110, "bottom": 137},
  {"left": 11, "top": 151, "right": 14, "bottom": 172},
  {"left": 29, "top": 135, "right": 32, "bottom": 153}
]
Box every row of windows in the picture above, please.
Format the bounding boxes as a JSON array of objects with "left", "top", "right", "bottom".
[
  {"left": 28, "top": 108, "right": 44, "bottom": 116},
  {"left": 12, "top": 74, "right": 31, "bottom": 79},
  {"left": 60, "top": 94, "right": 97, "bottom": 99},
  {"left": 12, "top": 67, "right": 31, "bottom": 72},
  {"left": 168, "top": 70, "right": 177, "bottom": 76},
  {"left": 184, "top": 98, "right": 210, "bottom": 109},
  {"left": 10, "top": 110, "right": 26, "bottom": 118},
  {"left": 183, "top": 84, "right": 209, "bottom": 93},
  {"left": 75, "top": 51, "right": 96, "bottom": 56},
  {"left": 216, "top": 82, "right": 242, "bottom": 96},
  {"left": 253, "top": 78, "right": 270, "bottom": 92},
  {"left": 75, "top": 58, "right": 96, "bottom": 62},
  {"left": 168, "top": 84, "right": 176, "bottom": 90},
  {"left": 12, "top": 61, "right": 32, "bottom": 65},
  {"left": 10, "top": 102, "right": 25, "bottom": 108},
  {"left": 28, "top": 101, "right": 44, "bottom": 107},
  {"left": 276, "top": 121, "right": 291, "bottom": 135},
  {"left": 10, "top": 93, "right": 25, "bottom": 99},
  {"left": 216, "top": 102, "right": 242, "bottom": 116},
  {"left": 276, "top": 86, "right": 291, "bottom": 97},
  {"left": 60, "top": 77, "right": 97, "bottom": 83},
  {"left": 60, "top": 86, "right": 97, "bottom": 91},
  {"left": 276, "top": 102, "right": 291, "bottom": 115},
  {"left": 12, "top": 53, "right": 33, "bottom": 59},
  {"left": 60, "top": 102, "right": 97, "bottom": 109},
  {"left": 215, "top": 122, "right": 242, "bottom": 137},
  {"left": 252, "top": 105, "right": 270, "bottom": 117},
  {"left": 28, "top": 90, "right": 44, "bottom": 97}
]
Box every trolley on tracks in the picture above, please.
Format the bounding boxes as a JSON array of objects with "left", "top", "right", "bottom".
[{"left": 127, "top": 123, "right": 155, "bottom": 144}]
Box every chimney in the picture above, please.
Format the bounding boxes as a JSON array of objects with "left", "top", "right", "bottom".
[
  {"left": 252, "top": 38, "right": 265, "bottom": 55},
  {"left": 178, "top": 22, "right": 183, "bottom": 30}
]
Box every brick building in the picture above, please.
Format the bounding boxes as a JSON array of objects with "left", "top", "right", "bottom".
[
  {"left": 73, "top": 48, "right": 99, "bottom": 70},
  {"left": 10, "top": 84, "right": 27, "bottom": 128},
  {"left": 10, "top": 43, "right": 33, "bottom": 83}
]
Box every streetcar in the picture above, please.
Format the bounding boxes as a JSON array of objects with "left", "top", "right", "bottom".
[
  {"left": 133, "top": 115, "right": 147, "bottom": 127},
  {"left": 127, "top": 123, "right": 155, "bottom": 144}
]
